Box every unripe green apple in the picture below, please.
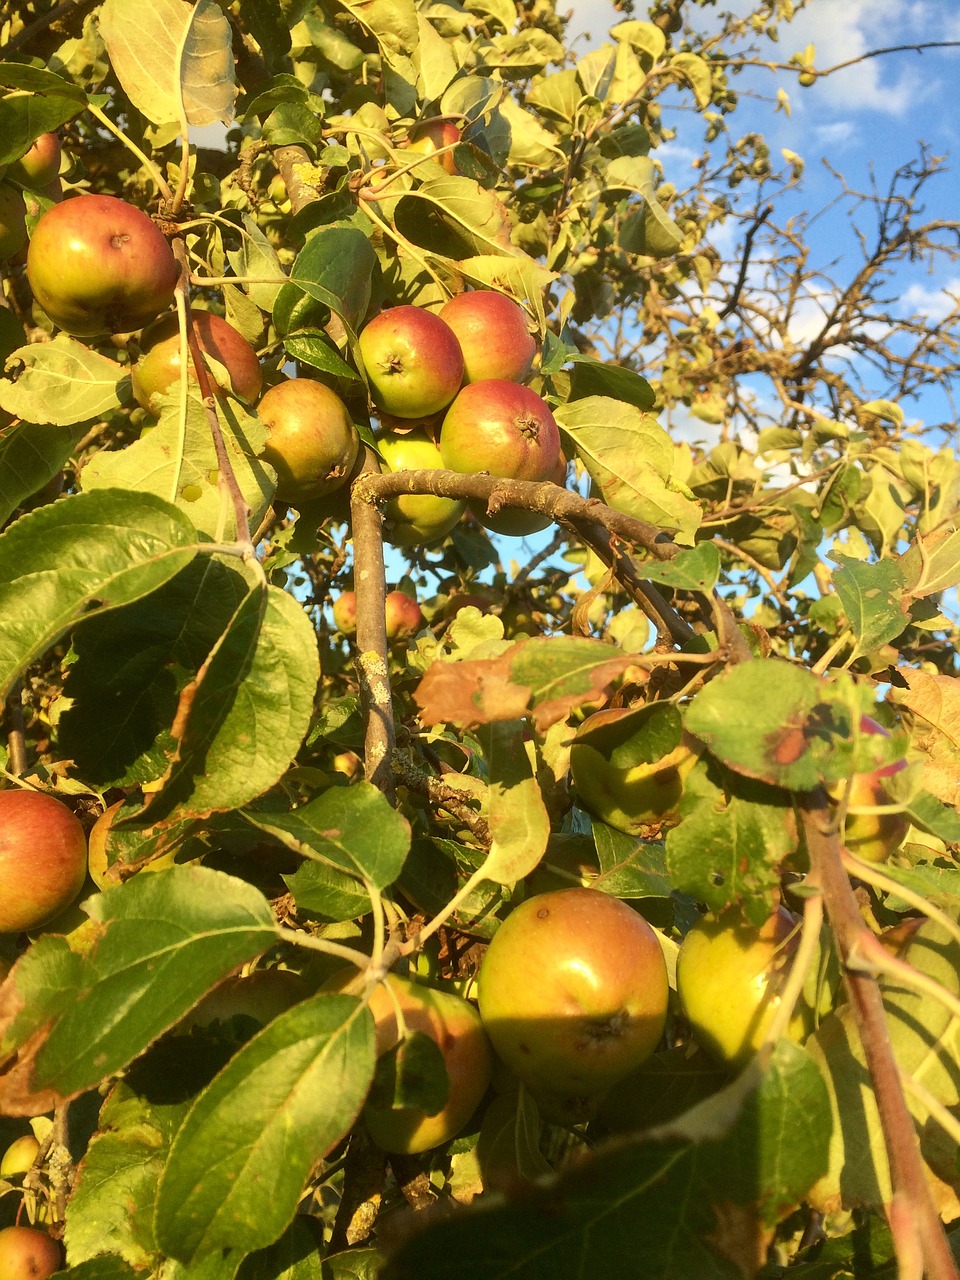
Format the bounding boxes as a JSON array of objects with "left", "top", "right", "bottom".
[
  {"left": 0, "top": 1133, "right": 40, "bottom": 1179},
  {"left": 8, "top": 134, "right": 61, "bottom": 188},
  {"left": 0, "top": 790, "right": 88, "bottom": 934},
  {"left": 570, "top": 707, "right": 701, "bottom": 834},
  {"left": 376, "top": 429, "right": 465, "bottom": 546},
  {"left": 258, "top": 377, "right": 360, "bottom": 504},
  {"left": 0, "top": 1226, "right": 61, "bottom": 1280},
  {"left": 676, "top": 906, "right": 809, "bottom": 1066},
  {"left": 384, "top": 590, "right": 423, "bottom": 640},
  {"left": 358, "top": 973, "right": 492, "bottom": 1154},
  {"left": 358, "top": 306, "right": 464, "bottom": 419},
  {"left": 0, "top": 184, "right": 27, "bottom": 259},
  {"left": 26, "top": 194, "right": 180, "bottom": 337},
  {"left": 829, "top": 714, "right": 909, "bottom": 864},
  {"left": 477, "top": 888, "right": 669, "bottom": 1123},
  {"left": 438, "top": 290, "right": 537, "bottom": 385},
  {"left": 132, "top": 311, "right": 262, "bottom": 411}
]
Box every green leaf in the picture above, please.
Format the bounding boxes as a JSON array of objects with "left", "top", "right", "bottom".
[
  {"left": 368, "top": 1029, "right": 448, "bottom": 1113},
  {"left": 225, "top": 213, "right": 287, "bottom": 312},
  {"left": 900, "top": 525, "right": 960, "bottom": 598},
  {"left": 282, "top": 333, "right": 361, "bottom": 380},
  {"left": 154, "top": 995, "right": 375, "bottom": 1264},
  {"left": 684, "top": 659, "right": 859, "bottom": 791},
  {"left": 0, "top": 337, "right": 127, "bottom": 426},
  {"left": 567, "top": 356, "right": 656, "bottom": 411},
  {"left": 671, "top": 52, "right": 713, "bottom": 109},
  {"left": 556, "top": 397, "right": 701, "bottom": 542},
  {"left": 394, "top": 175, "right": 522, "bottom": 260},
  {"left": 477, "top": 721, "right": 550, "bottom": 883},
  {"left": 287, "top": 226, "right": 378, "bottom": 336},
  {"left": 83, "top": 391, "right": 275, "bottom": 541},
  {"left": 0, "top": 867, "right": 277, "bottom": 1113},
  {"left": 0, "top": 71, "right": 86, "bottom": 166},
  {"left": 245, "top": 781, "right": 410, "bottom": 894},
  {"left": 50, "top": 1260, "right": 139, "bottom": 1280},
  {"left": 509, "top": 635, "right": 636, "bottom": 731},
  {"left": 140, "top": 583, "right": 320, "bottom": 821},
  {"left": 0, "top": 489, "right": 198, "bottom": 700},
  {"left": 282, "top": 857, "right": 374, "bottom": 923},
  {"left": 592, "top": 824, "right": 672, "bottom": 899},
  {"left": 832, "top": 557, "right": 908, "bottom": 655},
  {"left": 100, "top": 0, "right": 236, "bottom": 127},
  {"left": 641, "top": 542, "right": 721, "bottom": 592},
  {"left": 610, "top": 20, "right": 666, "bottom": 65},
  {"left": 0, "top": 421, "right": 85, "bottom": 525}
]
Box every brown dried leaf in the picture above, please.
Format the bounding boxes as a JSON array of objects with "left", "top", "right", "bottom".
[
  {"left": 414, "top": 651, "right": 531, "bottom": 728},
  {"left": 891, "top": 670, "right": 960, "bottom": 808}
]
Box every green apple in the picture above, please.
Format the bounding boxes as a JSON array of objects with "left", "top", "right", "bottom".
[
  {"left": 570, "top": 706, "right": 701, "bottom": 834},
  {"left": 26, "top": 194, "right": 180, "bottom": 337},
  {"left": 0, "top": 790, "right": 88, "bottom": 934},
  {"left": 358, "top": 306, "right": 464, "bottom": 419},
  {"left": 0, "top": 1227, "right": 61, "bottom": 1280},
  {"left": 332, "top": 590, "right": 358, "bottom": 636},
  {"left": 676, "top": 906, "right": 810, "bottom": 1066},
  {"left": 258, "top": 377, "right": 360, "bottom": 504},
  {"left": 0, "top": 1134, "right": 40, "bottom": 1179},
  {"left": 829, "top": 714, "right": 909, "bottom": 864},
  {"left": 477, "top": 888, "right": 669, "bottom": 1123},
  {"left": 376, "top": 428, "right": 465, "bottom": 545}
]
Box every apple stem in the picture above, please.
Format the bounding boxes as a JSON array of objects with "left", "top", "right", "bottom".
[
  {"left": 4, "top": 681, "right": 27, "bottom": 776},
  {"left": 799, "top": 790, "right": 960, "bottom": 1280}
]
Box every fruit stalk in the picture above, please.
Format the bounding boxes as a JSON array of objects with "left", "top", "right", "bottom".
[{"left": 798, "top": 789, "right": 959, "bottom": 1280}]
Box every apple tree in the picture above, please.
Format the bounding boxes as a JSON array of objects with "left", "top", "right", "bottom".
[{"left": 0, "top": 0, "right": 959, "bottom": 1277}]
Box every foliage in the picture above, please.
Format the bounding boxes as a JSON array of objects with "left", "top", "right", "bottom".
[{"left": 0, "top": 0, "right": 959, "bottom": 1278}]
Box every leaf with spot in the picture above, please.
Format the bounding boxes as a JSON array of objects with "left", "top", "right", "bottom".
[
  {"left": 0, "top": 337, "right": 127, "bottom": 426},
  {"left": 833, "top": 557, "right": 908, "bottom": 656}
]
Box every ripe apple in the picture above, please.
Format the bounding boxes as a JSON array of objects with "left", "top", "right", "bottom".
[
  {"left": 0, "top": 1227, "right": 61, "bottom": 1280},
  {"left": 376, "top": 428, "right": 465, "bottom": 546},
  {"left": 258, "top": 377, "right": 360, "bottom": 504},
  {"left": 676, "top": 906, "right": 810, "bottom": 1066},
  {"left": 0, "top": 184, "right": 27, "bottom": 259},
  {"left": 477, "top": 888, "right": 669, "bottom": 1123},
  {"left": 358, "top": 306, "right": 464, "bottom": 419},
  {"left": 569, "top": 707, "right": 701, "bottom": 834},
  {"left": 384, "top": 590, "right": 423, "bottom": 640},
  {"left": 0, "top": 790, "right": 88, "bottom": 934},
  {"left": 26, "top": 194, "right": 180, "bottom": 337},
  {"left": 439, "top": 380, "right": 561, "bottom": 484},
  {"left": 830, "top": 713, "right": 909, "bottom": 863},
  {"left": 358, "top": 973, "right": 492, "bottom": 1154},
  {"left": 438, "top": 291, "right": 537, "bottom": 385},
  {"left": 0, "top": 1133, "right": 40, "bottom": 1178},
  {"left": 8, "top": 134, "right": 61, "bottom": 188},
  {"left": 332, "top": 590, "right": 357, "bottom": 636},
  {"left": 406, "top": 120, "right": 462, "bottom": 175},
  {"left": 132, "top": 311, "right": 262, "bottom": 411},
  {"left": 468, "top": 446, "right": 567, "bottom": 538}
]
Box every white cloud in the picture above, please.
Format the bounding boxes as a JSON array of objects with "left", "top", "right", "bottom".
[
  {"left": 899, "top": 277, "right": 960, "bottom": 322},
  {"left": 565, "top": 0, "right": 621, "bottom": 50}
]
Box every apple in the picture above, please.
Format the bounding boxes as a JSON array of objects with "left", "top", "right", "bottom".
[
  {"left": 258, "top": 377, "right": 360, "bottom": 504},
  {"left": 357, "top": 973, "right": 492, "bottom": 1154},
  {"left": 0, "top": 184, "right": 27, "bottom": 259},
  {"left": 376, "top": 429, "right": 465, "bottom": 546},
  {"left": 0, "top": 1134, "right": 40, "bottom": 1179},
  {"left": 830, "top": 713, "right": 909, "bottom": 863},
  {"left": 178, "top": 968, "right": 308, "bottom": 1034},
  {"left": 132, "top": 311, "right": 262, "bottom": 411},
  {"left": 477, "top": 887, "right": 669, "bottom": 1123},
  {"left": 439, "top": 380, "right": 561, "bottom": 487},
  {"left": 8, "top": 134, "right": 61, "bottom": 188},
  {"left": 406, "top": 120, "right": 462, "bottom": 175},
  {"left": 385, "top": 590, "right": 423, "bottom": 641},
  {"left": 438, "top": 291, "right": 537, "bottom": 385},
  {"left": 332, "top": 590, "right": 357, "bottom": 636},
  {"left": 26, "top": 194, "right": 180, "bottom": 338},
  {"left": 676, "top": 906, "right": 810, "bottom": 1067},
  {"left": 569, "top": 707, "right": 701, "bottom": 834},
  {"left": 468, "top": 447, "right": 567, "bottom": 538},
  {"left": 0, "top": 790, "right": 88, "bottom": 934},
  {"left": 358, "top": 306, "right": 464, "bottom": 419},
  {"left": 0, "top": 1227, "right": 61, "bottom": 1280}
]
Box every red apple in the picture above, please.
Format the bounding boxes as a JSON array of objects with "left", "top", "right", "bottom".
[
  {"left": 477, "top": 888, "right": 669, "bottom": 1123},
  {"left": 26, "top": 194, "right": 180, "bottom": 337},
  {"left": 258, "top": 377, "right": 360, "bottom": 504},
  {"left": 440, "top": 380, "right": 560, "bottom": 484},
  {"left": 0, "top": 1227, "right": 61, "bottom": 1280},
  {"left": 8, "top": 133, "right": 61, "bottom": 188},
  {"left": 0, "top": 183, "right": 27, "bottom": 259},
  {"left": 132, "top": 311, "right": 262, "bottom": 411},
  {"left": 358, "top": 306, "right": 464, "bottom": 419},
  {"left": 406, "top": 120, "right": 462, "bottom": 175},
  {"left": 332, "top": 590, "right": 357, "bottom": 636},
  {"left": 359, "top": 973, "right": 492, "bottom": 1154},
  {"left": 438, "top": 291, "right": 537, "bottom": 385},
  {"left": 376, "top": 429, "right": 465, "bottom": 546},
  {"left": 384, "top": 590, "right": 423, "bottom": 640},
  {"left": 676, "top": 906, "right": 811, "bottom": 1066},
  {"left": 0, "top": 790, "right": 88, "bottom": 934},
  {"left": 468, "top": 447, "right": 567, "bottom": 538}
]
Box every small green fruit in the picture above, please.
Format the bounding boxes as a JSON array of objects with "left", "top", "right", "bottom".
[{"left": 376, "top": 429, "right": 464, "bottom": 546}]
